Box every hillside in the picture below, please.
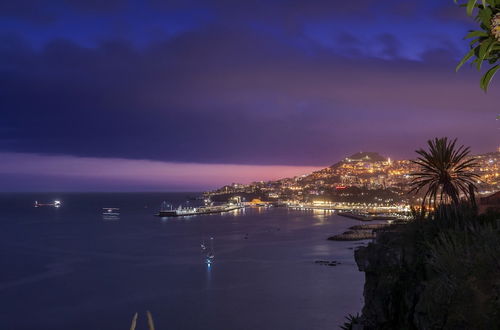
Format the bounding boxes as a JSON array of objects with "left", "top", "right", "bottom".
[
  {"left": 340, "top": 152, "right": 388, "bottom": 164},
  {"left": 206, "top": 150, "right": 499, "bottom": 204}
]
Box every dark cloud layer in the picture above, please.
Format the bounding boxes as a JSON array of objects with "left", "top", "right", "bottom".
[
  {"left": 0, "top": 0, "right": 127, "bottom": 24},
  {"left": 0, "top": 1, "right": 498, "bottom": 167}
]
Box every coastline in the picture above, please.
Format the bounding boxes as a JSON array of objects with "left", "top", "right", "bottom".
[{"left": 337, "top": 212, "right": 398, "bottom": 221}]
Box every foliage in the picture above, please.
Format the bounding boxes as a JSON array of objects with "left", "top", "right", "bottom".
[
  {"left": 418, "top": 209, "right": 500, "bottom": 328},
  {"left": 364, "top": 205, "right": 500, "bottom": 329},
  {"left": 339, "top": 313, "right": 361, "bottom": 330},
  {"left": 409, "top": 137, "right": 480, "bottom": 209},
  {"left": 146, "top": 311, "right": 155, "bottom": 330},
  {"left": 130, "top": 311, "right": 155, "bottom": 330},
  {"left": 455, "top": 0, "right": 500, "bottom": 91},
  {"left": 130, "top": 313, "right": 138, "bottom": 330}
]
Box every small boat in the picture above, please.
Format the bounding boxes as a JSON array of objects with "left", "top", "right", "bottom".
[
  {"left": 34, "top": 200, "right": 62, "bottom": 208},
  {"left": 102, "top": 208, "right": 120, "bottom": 220},
  {"left": 205, "top": 237, "right": 215, "bottom": 265}
]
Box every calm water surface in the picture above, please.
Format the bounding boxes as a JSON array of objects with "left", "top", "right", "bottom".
[{"left": 0, "top": 193, "right": 368, "bottom": 330}]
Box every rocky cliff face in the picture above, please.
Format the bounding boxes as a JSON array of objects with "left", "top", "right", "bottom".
[
  {"left": 355, "top": 229, "right": 432, "bottom": 330},
  {"left": 354, "top": 222, "right": 500, "bottom": 330}
]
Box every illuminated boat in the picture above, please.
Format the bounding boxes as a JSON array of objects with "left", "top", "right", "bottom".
[
  {"left": 102, "top": 208, "right": 120, "bottom": 220},
  {"left": 34, "top": 200, "right": 62, "bottom": 208},
  {"left": 206, "top": 237, "right": 215, "bottom": 265}
]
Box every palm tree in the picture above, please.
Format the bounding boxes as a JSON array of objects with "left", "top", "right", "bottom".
[{"left": 410, "top": 137, "right": 480, "bottom": 209}]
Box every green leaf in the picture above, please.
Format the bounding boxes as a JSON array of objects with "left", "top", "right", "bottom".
[
  {"left": 456, "top": 48, "right": 476, "bottom": 71},
  {"left": 465, "top": 30, "right": 489, "bottom": 39},
  {"left": 467, "top": 0, "right": 477, "bottom": 15},
  {"left": 478, "top": 6, "right": 493, "bottom": 28},
  {"left": 469, "top": 37, "right": 483, "bottom": 47},
  {"left": 477, "top": 39, "right": 495, "bottom": 69},
  {"left": 480, "top": 64, "right": 500, "bottom": 91}
]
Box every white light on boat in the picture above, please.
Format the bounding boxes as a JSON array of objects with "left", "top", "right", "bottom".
[{"left": 54, "top": 200, "right": 61, "bottom": 208}]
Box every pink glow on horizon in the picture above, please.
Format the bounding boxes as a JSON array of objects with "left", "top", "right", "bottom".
[{"left": 0, "top": 152, "right": 321, "bottom": 191}]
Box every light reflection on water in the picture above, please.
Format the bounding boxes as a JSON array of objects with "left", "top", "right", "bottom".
[{"left": 206, "top": 261, "right": 212, "bottom": 285}]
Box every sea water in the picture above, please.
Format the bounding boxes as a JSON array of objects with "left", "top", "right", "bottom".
[{"left": 0, "top": 193, "right": 367, "bottom": 330}]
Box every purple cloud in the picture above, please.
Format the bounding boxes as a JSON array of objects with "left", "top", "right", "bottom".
[{"left": 0, "top": 152, "right": 320, "bottom": 191}]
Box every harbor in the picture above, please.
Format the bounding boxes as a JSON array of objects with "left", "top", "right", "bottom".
[
  {"left": 157, "top": 201, "right": 245, "bottom": 217},
  {"left": 286, "top": 201, "right": 410, "bottom": 223}
]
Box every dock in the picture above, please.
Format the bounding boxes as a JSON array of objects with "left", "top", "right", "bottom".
[
  {"left": 157, "top": 204, "right": 244, "bottom": 217},
  {"left": 337, "top": 212, "right": 398, "bottom": 221}
]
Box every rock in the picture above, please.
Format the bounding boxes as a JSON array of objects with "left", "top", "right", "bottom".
[
  {"left": 314, "top": 260, "right": 339, "bottom": 266},
  {"left": 354, "top": 229, "right": 430, "bottom": 329}
]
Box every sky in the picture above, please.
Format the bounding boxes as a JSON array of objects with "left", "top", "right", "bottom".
[{"left": 0, "top": 0, "right": 498, "bottom": 191}]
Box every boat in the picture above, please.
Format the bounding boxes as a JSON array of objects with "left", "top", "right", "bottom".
[
  {"left": 206, "top": 237, "right": 215, "bottom": 265},
  {"left": 34, "top": 200, "right": 62, "bottom": 208},
  {"left": 206, "top": 253, "right": 215, "bottom": 265},
  {"left": 156, "top": 201, "right": 244, "bottom": 217},
  {"left": 102, "top": 208, "right": 120, "bottom": 220}
]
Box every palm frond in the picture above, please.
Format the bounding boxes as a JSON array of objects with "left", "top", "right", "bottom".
[{"left": 409, "top": 138, "right": 479, "bottom": 209}]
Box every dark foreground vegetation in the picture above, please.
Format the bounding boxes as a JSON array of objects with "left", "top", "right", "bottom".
[
  {"left": 351, "top": 205, "right": 500, "bottom": 329},
  {"left": 343, "top": 137, "right": 500, "bottom": 329}
]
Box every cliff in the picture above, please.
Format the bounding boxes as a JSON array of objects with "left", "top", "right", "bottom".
[
  {"left": 354, "top": 228, "right": 426, "bottom": 329},
  {"left": 353, "top": 212, "right": 500, "bottom": 330}
]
